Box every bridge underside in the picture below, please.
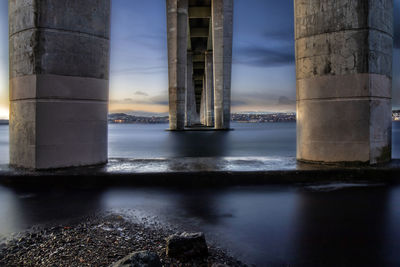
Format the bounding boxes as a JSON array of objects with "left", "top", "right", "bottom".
[
  {"left": 167, "top": 0, "right": 233, "bottom": 130},
  {"left": 189, "top": 1, "right": 212, "bottom": 115},
  {"left": 7, "top": 0, "right": 393, "bottom": 169}
]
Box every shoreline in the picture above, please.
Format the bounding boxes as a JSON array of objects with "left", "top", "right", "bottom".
[
  {"left": 0, "top": 158, "right": 400, "bottom": 188},
  {"left": 0, "top": 212, "right": 245, "bottom": 266}
]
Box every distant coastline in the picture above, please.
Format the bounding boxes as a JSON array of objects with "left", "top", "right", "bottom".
[
  {"left": 0, "top": 111, "right": 398, "bottom": 125},
  {"left": 107, "top": 112, "right": 297, "bottom": 124},
  {"left": 108, "top": 113, "right": 169, "bottom": 124},
  {"left": 108, "top": 110, "right": 400, "bottom": 124}
]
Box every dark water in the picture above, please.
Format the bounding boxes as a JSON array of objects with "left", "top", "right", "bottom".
[
  {"left": 0, "top": 123, "right": 400, "bottom": 265},
  {"left": 1, "top": 184, "right": 400, "bottom": 265}
]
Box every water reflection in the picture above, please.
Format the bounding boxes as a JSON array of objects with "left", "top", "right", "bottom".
[
  {"left": 0, "top": 186, "right": 102, "bottom": 237},
  {"left": 293, "top": 186, "right": 389, "bottom": 265},
  {"left": 167, "top": 130, "right": 229, "bottom": 157},
  {"left": 384, "top": 186, "right": 400, "bottom": 263},
  {"left": 98, "top": 186, "right": 300, "bottom": 265},
  {"left": 1, "top": 184, "right": 400, "bottom": 265},
  {"left": 210, "top": 187, "right": 299, "bottom": 265},
  {"left": 172, "top": 189, "right": 222, "bottom": 225},
  {"left": 0, "top": 187, "right": 21, "bottom": 237}
]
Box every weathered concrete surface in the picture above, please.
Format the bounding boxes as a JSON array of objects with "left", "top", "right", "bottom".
[
  {"left": 167, "top": 0, "right": 188, "bottom": 130},
  {"left": 205, "top": 51, "right": 214, "bottom": 127},
  {"left": 9, "top": 0, "right": 110, "bottom": 38},
  {"left": 9, "top": 0, "right": 110, "bottom": 169},
  {"left": 185, "top": 52, "right": 195, "bottom": 127},
  {"left": 200, "top": 85, "right": 206, "bottom": 125},
  {"left": 212, "top": 0, "right": 233, "bottom": 130},
  {"left": 295, "top": 0, "right": 393, "bottom": 164}
]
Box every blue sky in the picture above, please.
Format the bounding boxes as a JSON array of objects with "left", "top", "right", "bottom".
[{"left": 0, "top": 0, "right": 399, "bottom": 118}]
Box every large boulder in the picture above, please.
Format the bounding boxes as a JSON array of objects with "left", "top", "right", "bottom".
[
  {"left": 109, "top": 251, "right": 161, "bottom": 267},
  {"left": 166, "top": 232, "right": 208, "bottom": 259}
]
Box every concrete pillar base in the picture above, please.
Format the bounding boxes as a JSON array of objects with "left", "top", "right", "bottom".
[
  {"left": 205, "top": 52, "right": 214, "bottom": 127},
  {"left": 167, "top": 0, "right": 188, "bottom": 130},
  {"left": 212, "top": 0, "right": 233, "bottom": 130},
  {"left": 9, "top": 0, "right": 110, "bottom": 169},
  {"left": 295, "top": 0, "right": 393, "bottom": 165}
]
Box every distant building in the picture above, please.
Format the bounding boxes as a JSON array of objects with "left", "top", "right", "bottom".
[
  {"left": 231, "top": 113, "right": 296, "bottom": 123},
  {"left": 107, "top": 111, "right": 400, "bottom": 124},
  {"left": 108, "top": 113, "right": 169, "bottom": 124},
  {"left": 393, "top": 110, "right": 400, "bottom": 121}
]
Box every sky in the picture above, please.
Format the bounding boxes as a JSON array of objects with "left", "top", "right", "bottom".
[{"left": 0, "top": 0, "right": 399, "bottom": 118}]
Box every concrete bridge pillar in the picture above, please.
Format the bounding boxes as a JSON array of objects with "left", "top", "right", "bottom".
[
  {"left": 200, "top": 80, "right": 207, "bottom": 125},
  {"left": 200, "top": 89, "right": 204, "bottom": 124},
  {"left": 212, "top": 0, "right": 233, "bottom": 130},
  {"left": 205, "top": 51, "right": 214, "bottom": 127},
  {"left": 295, "top": 0, "right": 393, "bottom": 164},
  {"left": 9, "top": 0, "right": 110, "bottom": 169},
  {"left": 185, "top": 51, "right": 195, "bottom": 127},
  {"left": 167, "top": 0, "right": 188, "bottom": 130}
]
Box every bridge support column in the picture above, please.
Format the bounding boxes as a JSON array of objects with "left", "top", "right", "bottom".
[
  {"left": 9, "top": 0, "right": 110, "bottom": 169},
  {"left": 212, "top": 0, "right": 233, "bottom": 130},
  {"left": 185, "top": 51, "right": 195, "bottom": 127},
  {"left": 205, "top": 51, "right": 214, "bottom": 127},
  {"left": 295, "top": 0, "right": 393, "bottom": 164},
  {"left": 167, "top": 0, "right": 188, "bottom": 130},
  {"left": 200, "top": 81, "right": 206, "bottom": 125}
]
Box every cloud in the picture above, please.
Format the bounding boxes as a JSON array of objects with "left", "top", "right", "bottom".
[
  {"left": 150, "top": 94, "right": 168, "bottom": 105},
  {"left": 110, "top": 92, "right": 296, "bottom": 112},
  {"left": 278, "top": 96, "right": 295, "bottom": 105},
  {"left": 110, "top": 92, "right": 169, "bottom": 105},
  {"left": 134, "top": 91, "right": 149, "bottom": 96},
  {"left": 263, "top": 28, "right": 293, "bottom": 43},
  {"left": 234, "top": 28, "right": 294, "bottom": 67},
  {"left": 111, "top": 65, "right": 167, "bottom": 75},
  {"left": 109, "top": 92, "right": 169, "bottom": 114},
  {"left": 152, "top": 100, "right": 168, "bottom": 105},
  {"left": 231, "top": 92, "right": 295, "bottom": 110},
  {"left": 235, "top": 46, "right": 295, "bottom": 67},
  {"left": 231, "top": 100, "right": 248, "bottom": 106},
  {"left": 110, "top": 98, "right": 144, "bottom": 105},
  {"left": 119, "top": 33, "right": 167, "bottom": 51}
]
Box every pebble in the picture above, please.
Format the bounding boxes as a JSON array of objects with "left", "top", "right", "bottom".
[{"left": 0, "top": 213, "right": 246, "bottom": 267}]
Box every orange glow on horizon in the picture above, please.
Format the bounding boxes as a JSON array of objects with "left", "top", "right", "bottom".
[
  {"left": 109, "top": 103, "right": 169, "bottom": 114},
  {"left": 109, "top": 102, "right": 296, "bottom": 115},
  {"left": 0, "top": 101, "right": 297, "bottom": 120},
  {"left": 0, "top": 106, "right": 8, "bottom": 119}
]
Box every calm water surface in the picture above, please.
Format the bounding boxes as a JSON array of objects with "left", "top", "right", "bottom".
[
  {"left": 1, "top": 122, "right": 398, "bottom": 163},
  {"left": 1, "top": 122, "right": 296, "bottom": 163},
  {"left": 1, "top": 184, "right": 400, "bottom": 265},
  {"left": 1, "top": 123, "right": 400, "bottom": 265},
  {"left": 108, "top": 122, "right": 297, "bottom": 159}
]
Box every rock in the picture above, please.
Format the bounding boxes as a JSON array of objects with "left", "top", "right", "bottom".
[
  {"left": 166, "top": 232, "right": 208, "bottom": 259},
  {"left": 109, "top": 251, "right": 161, "bottom": 267}
]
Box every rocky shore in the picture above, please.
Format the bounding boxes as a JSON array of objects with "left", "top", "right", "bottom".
[{"left": 0, "top": 213, "right": 245, "bottom": 266}]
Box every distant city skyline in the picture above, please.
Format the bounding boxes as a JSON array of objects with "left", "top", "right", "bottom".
[{"left": 0, "top": 1, "right": 399, "bottom": 119}]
